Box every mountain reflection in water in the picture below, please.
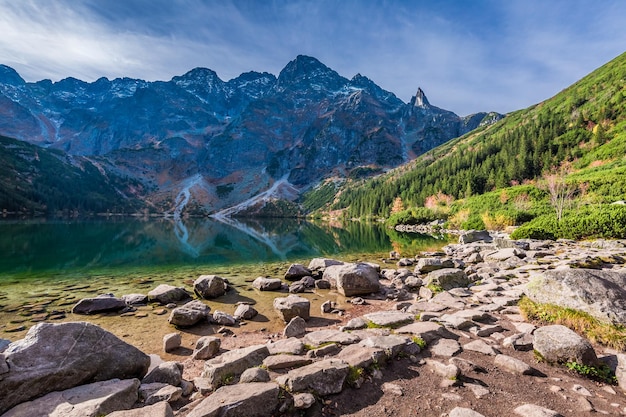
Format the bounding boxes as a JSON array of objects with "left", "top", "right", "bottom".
[{"left": 0, "top": 217, "right": 448, "bottom": 279}]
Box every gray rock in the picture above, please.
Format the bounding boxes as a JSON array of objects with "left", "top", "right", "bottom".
[
  {"left": 524, "top": 268, "right": 626, "bottom": 325},
  {"left": 533, "top": 325, "right": 598, "bottom": 366},
  {"left": 284, "top": 316, "right": 307, "bottom": 338},
  {"left": 148, "top": 284, "right": 191, "bottom": 304},
  {"left": 449, "top": 408, "right": 486, "bottom": 417},
  {"left": 494, "top": 354, "right": 534, "bottom": 375},
  {"left": 163, "top": 332, "right": 181, "bottom": 353},
  {"left": 1, "top": 378, "right": 140, "bottom": 417},
  {"left": 430, "top": 338, "right": 462, "bottom": 357},
  {"left": 233, "top": 303, "right": 258, "bottom": 320},
  {"left": 359, "top": 335, "right": 412, "bottom": 358},
  {"left": 299, "top": 276, "right": 316, "bottom": 287},
  {"left": 212, "top": 310, "right": 236, "bottom": 326},
  {"left": 266, "top": 337, "right": 305, "bottom": 355},
  {"left": 0, "top": 322, "right": 149, "bottom": 415},
  {"left": 424, "top": 268, "right": 470, "bottom": 290},
  {"left": 275, "top": 359, "right": 349, "bottom": 395},
  {"left": 395, "top": 321, "right": 452, "bottom": 344},
  {"left": 187, "top": 382, "right": 279, "bottom": 417},
  {"left": 425, "top": 359, "right": 460, "bottom": 379},
  {"left": 168, "top": 300, "right": 211, "bottom": 327},
  {"left": 459, "top": 230, "right": 492, "bottom": 244},
  {"left": 513, "top": 404, "right": 563, "bottom": 417},
  {"left": 284, "top": 263, "right": 313, "bottom": 281},
  {"left": 381, "top": 382, "right": 404, "bottom": 396},
  {"left": 304, "top": 329, "right": 360, "bottom": 347},
  {"left": 194, "top": 275, "right": 227, "bottom": 299},
  {"left": 252, "top": 277, "right": 283, "bottom": 291},
  {"left": 315, "top": 279, "right": 331, "bottom": 289},
  {"left": 71, "top": 294, "right": 127, "bottom": 314},
  {"left": 306, "top": 343, "right": 342, "bottom": 359},
  {"left": 323, "top": 262, "right": 381, "bottom": 296},
  {"left": 308, "top": 258, "right": 345, "bottom": 272},
  {"left": 263, "top": 354, "right": 312, "bottom": 370},
  {"left": 0, "top": 338, "right": 10, "bottom": 353},
  {"left": 193, "top": 336, "right": 221, "bottom": 360},
  {"left": 463, "top": 340, "right": 500, "bottom": 356},
  {"left": 142, "top": 361, "right": 183, "bottom": 386},
  {"left": 289, "top": 282, "right": 307, "bottom": 293},
  {"left": 337, "top": 344, "right": 387, "bottom": 368},
  {"left": 414, "top": 258, "right": 454, "bottom": 274},
  {"left": 484, "top": 247, "right": 526, "bottom": 261},
  {"left": 144, "top": 384, "right": 182, "bottom": 405},
  {"left": 503, "top": 333, "right": 534, "bottom": 351},
  {"left": 107, "top": 401, "right": 174, "bottom": 417},
  {"left": 273, "top": 294, "right": 310, "bottom": 322},
  {"left": 404, "top": 276, "right": 423, "bottom": 289},
  {"left": 201, "top": 344, "right": 270, "bottom": 389},
  {"left": 363, "top": 311, "right": 414, "bottom": 328},
  {"left": 342, "top": 317, "right": 368, "bottom": 330},
  {"left": 615, "top": 353, "right": 626, "bottom": 393},
  {"left": 121, "top": 293, "right": 148, "bottom": 306},
  {"left": 293, "top": 392, "right": 316, "bottom": 409},
  {"left": 240, "top": 367, "right": 271, "bottom": 383}
]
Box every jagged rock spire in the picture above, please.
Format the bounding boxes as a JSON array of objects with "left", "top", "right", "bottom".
[{"left": 413, "top": 87, "right": 430, "bottom": 107}]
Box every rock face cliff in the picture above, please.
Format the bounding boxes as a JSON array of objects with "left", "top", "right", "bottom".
[{"left": 0, "top": 57, "right": 502, "bottom": 215}]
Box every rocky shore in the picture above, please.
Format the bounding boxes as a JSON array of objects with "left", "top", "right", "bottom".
[{"left": 2, "top": 231, "right": 626, "bottom": 416}]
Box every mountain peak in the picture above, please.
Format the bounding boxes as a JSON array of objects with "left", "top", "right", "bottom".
[
  {"left": 277, "top": 55, "right": 347, "bottom": 92},
  {"left": 0, "top": 65, "right": 26, "bottom": 86},
  {"left": 412, "top": 87, "right": 430, "bottom": 107}
]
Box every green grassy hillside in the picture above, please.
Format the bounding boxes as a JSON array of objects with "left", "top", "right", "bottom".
[
  {"left": 304, "top": 51, "right": 626, "bottom": 238},
  {"left": 0, "top": 135, "right": 146, "bottom": 216}
]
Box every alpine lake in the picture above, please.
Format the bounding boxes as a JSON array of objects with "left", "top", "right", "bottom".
[{"left": 0, "top": 216, "right": 450, "bottom": 357}]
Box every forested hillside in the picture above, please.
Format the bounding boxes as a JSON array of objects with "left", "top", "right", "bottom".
[
  {"left": 0, "top": 136, "right": 146, "bottom": 215},
  {"left": 307, "top": 51, "right": 626, "bottom": 236}
]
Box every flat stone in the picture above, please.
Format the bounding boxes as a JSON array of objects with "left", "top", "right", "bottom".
[
  {"left": 305, "top": 343, "right": 341, "bottom": 359},
  {"left": 168, "top": 300, "right": 211, "bottom": 327},
  {"left": 2, "top": 378, "right": 139, "bottom": 417},
  {"left": 337, "top": 344, "right": 386, "bottom": 368},
  {"left": 72, "top": 294, "right": 127, "bottom": 315},
  {"left": 201, "top": 344, "right": 270, "bottom": 389},
  {"left": 449, "top": 407, "right": 487, "bottom": 417},
  {"left": 464, "top": 340, "right": 499, "bottom": 356},
  {"left": 430, "top": 338, "right": 462, "bottom": 357},
  {"left": 363, "top": 311, "right": 414, "bottom": 327},
  {"left": 513, "top": 403, "right": 564, "bottom": 417},
  {"left": 106, "top": 401, "right": 173, "bottom": 417},
  {"left": 239, "top": 367, "right": 271, "bottom": 383},
  {"left": 425, "top": 359, "right": 460, "bottom": 379},
  {"left": 341, "top": 317, "right": 368, "bottom": 330},
  {"left": 359, "top": 335, "right": 412, "bottom": 358},
  {"left": 472, "top": 324, "right": 504, "bottom": 337},
  {"left": 409, "top": 301, "right": 448, "bottom": 312},
  {"left": 144, "top": 384, "right": 182, "bottom": 405},
  {"left": 275, "top": 359, "right": 349, "bottom": 396},
  {"left": 465, "top": 383, "right": 490, "bottom": 399},
  {"left": 303, "top": 329, "right": 360, "bottom": 347},
  {"left": 494, "top": 354, "right": 534, "bottom": 375},
  {"left": 194, "top": 275, "right": 227, "bottom": 299},
  {"left": 262, "top": 354, "right": 312, "bottom": 370},
  {"left": 503, "top": 333, "right": 534, "bottom": 351},
  {"left": 233, "top": 304, "right": 258, "bottom": 320},
  {"left": 273, "top": 295, "right": 310, "bottom": 322},
  {"left": 395, "top": 321, "right": 451, "bottom": 343},
  {"left": 266, "top": 337, "right": 305, "bottom": 355},
  {"left": 424, "top": 268, "right": 470, "bottom": 290},
  {"left": 439, "top": 314, "right": 474, "bottom": 330},
  {"left": 187, "top": 382, "right": 279, "bottom": 417}
]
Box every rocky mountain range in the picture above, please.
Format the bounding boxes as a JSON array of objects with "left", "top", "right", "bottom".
[{"left": 0, "top": 55, "right": 502, "bottom": 216}]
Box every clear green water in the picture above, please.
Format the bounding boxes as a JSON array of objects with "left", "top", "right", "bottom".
[{"left": 0, "top": 217, "right": 450, "bottom": 349}]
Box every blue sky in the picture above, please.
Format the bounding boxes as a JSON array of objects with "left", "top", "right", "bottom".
[{"left": 0, "top": 0, "right": 625, "bottom": 115}]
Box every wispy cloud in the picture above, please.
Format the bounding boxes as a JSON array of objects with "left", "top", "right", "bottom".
[{"left": 0, "top": 0, "right": 624, "bottom": 115}]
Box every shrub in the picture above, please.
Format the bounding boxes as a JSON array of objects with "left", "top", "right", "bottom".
[{"left": 386, "top": 207, "right": 440, "bottom": 227}]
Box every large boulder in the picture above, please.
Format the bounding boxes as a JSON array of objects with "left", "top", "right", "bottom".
[
  {"left": 524, "top": 268, "right": 626, "bottom": 325},
  {"left": 252, "top": 277, "right": 283, "bottom": 291},
  {"left": 187, "top": 382, "right": 279, "bottom": 417},
  {"left": 307, "top": 258, "right": 345, "bottom": 273},
  {"left": 201, "top": 344, "right": 270, "bottom": 389},
  {"left": 2, "top": 378, "right": 140, "bottom": 417},
  {"left": 458, "top": 230, "right": 491, "bottom": 244},
  {"left": 168, "top": 300, "right": 211, "bottom": 327},
  {"left": 323, "top": 263, "right": 381, "bottom": 296},
  {"left": 284, "top": 263, "right": 313, "bottom": 281},
  {"left": 194, "top": 275, "right": 227, "bottom": 299},
  {"left": 533, "top": 325, "right": 598, "bottom": 366},
  {"left": 0, "top": 322, "right": 150, "bottom": 414},
  {"left": 142, "top": 361, "right": 183, "bottom": 386},
  {"left": 148, "top": 284, "right": 191, "bottom": 305},
  {"left": 275, "top": 359, "right": 349, "bottom": 395},
  {"left": 424, "top": 268, "right": 470, "bottom": 290},
  {"left": 273, "top": 294, "right": 310, "bottom": 322},
  {"left": 71, "top": 294, "right": 127, "bottom": 314}
]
